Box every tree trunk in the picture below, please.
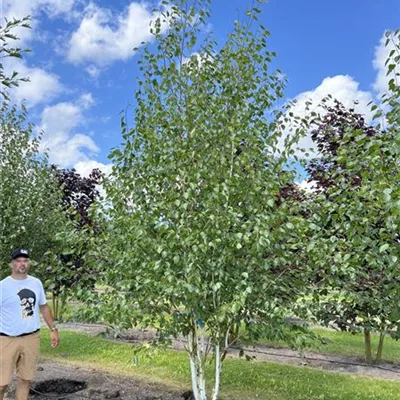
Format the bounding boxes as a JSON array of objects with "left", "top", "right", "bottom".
[
  {"left": 211, "top": 343, "right": 222, "bottom": 400},
  {"left": 364, "top": 329, "right": 373, "bottom": 365},
  {"left": 187, "top": 324, "right": 227, "bottom": 400},
  {"left": 52, "top": 295, "right": 59, "bottom": 320},
  {"left": 228, "top": 321, "right": 240, "bottom": 346},
  {"left": 375, "top": 331, "right": 385, "bottom": 364},
  {"left": 189, "top": 355, "right": 206, "bottom": 400},
  {"left": 58, "top": 293, "right": 68, "bottom": 321},
  {"left": 188, "top": 329, "right": 207, "bottom": 400}
]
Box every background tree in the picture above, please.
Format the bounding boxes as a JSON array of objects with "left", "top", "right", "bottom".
[
  {"left": 0, "top": 106, "right": 67, "bottom": 274},
  {"left": 53, "top": 167, "right": 102, "bottom": 228},
  {"left": 0, "top": 16, "right": 68, "bottom": 277},
  {"left": 44, "top": 167, "right": 102, "bottom": 319},
  {"left": 305, "top": 98, "right": 400, "bottom": 364}
]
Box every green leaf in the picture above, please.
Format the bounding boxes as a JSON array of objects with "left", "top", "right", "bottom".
[{"left": 379, "top": 244, "right": 389, "bottom": 253}]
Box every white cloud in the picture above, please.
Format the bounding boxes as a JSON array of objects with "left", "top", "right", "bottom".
[
  {"left": 1, "top": 0, "right": 78, "bottom": 43},
  {"left": 182, "top": 52, "right": 201, "bottom": 65},
  {"left": 283, "top": 75, "right": 374, "bottom": 156},
  {"left": 373, "top": 31, "right": 400, "bottom": 96},
  {"left": 67, "top": 2, "right": 163, "bottom": 67},
  {"left": 86, "top": 65, "right": 101, "bottom": 78},
  {"left": 79, "top": 92, "right": 95, "bottom": 109},
  {"left": 39, "top": 93, "right": 100, "bottom": 168},
  {"left": 74, "top": 160, "right": 113, "bottom": 177},
  {"left": 36, "top": 0, "right": 77, "bottom": 18},
  {"left": 2, "top": 0, "right": 76, "bottom": 18},
  {"left": 296, "top": 180, "right": 318, "bottom": 193},
  {"left": 74, "top": 160, "right": 113, "bottom": 200},
  {"left": 6, "top": 58, "right": 62, "bottom": 107},
  {"left": 182, "top": 51, "right": 216, "bottom": 71}
]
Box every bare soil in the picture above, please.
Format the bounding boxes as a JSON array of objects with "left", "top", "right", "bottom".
[{"left": 4, "top": 359, "right": 190, "bottom": 400}]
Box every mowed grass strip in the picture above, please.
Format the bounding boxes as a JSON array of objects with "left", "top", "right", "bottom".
[
  {"left": 253, "top": 327, "right": 400, "bottom": 364},
  {"left": 312, "top": 328, "right": 400, "bottom": 364},
  {"left": 40, "top": 330, "right": 400, "bottom": 400}
]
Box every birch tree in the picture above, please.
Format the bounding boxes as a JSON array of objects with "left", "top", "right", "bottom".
[{"left": 95, "top": 1, "right": 312, "bottom": 398}]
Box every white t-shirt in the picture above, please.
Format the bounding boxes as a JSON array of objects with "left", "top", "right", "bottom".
[{"left": 0, "top": 275, "right": 47, "bottom": 336}]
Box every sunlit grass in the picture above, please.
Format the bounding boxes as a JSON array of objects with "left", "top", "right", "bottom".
[
  {"left": 252, "top": 326, "right": 400, "bottom": 364},
  {"left": 40, "top": 330, "right": 400, "bottom": 400}
]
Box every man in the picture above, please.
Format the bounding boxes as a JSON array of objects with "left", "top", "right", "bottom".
[{"left": 0, "top": 248, "right": 60, "bottom": 400}]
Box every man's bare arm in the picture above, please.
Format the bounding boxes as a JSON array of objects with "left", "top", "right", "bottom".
[{"left": 40, "top": 304, "right": 60, "bottom": 347}]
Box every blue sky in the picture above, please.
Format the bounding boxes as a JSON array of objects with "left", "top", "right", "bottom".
[{"left": 1, "top": 0, "right": 398, "bottom": 179}]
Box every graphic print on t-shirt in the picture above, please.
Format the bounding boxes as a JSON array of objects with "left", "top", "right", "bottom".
[{"left": 17, "top": 288, "right": 36, "bottom": 318}]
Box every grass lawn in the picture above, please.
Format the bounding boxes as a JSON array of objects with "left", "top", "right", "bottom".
[
  {"left": 253, "top": 327, "right": 400, "bottom": 364},
  {"left": 40, "top": 330, "right": 400, "bottom": 400},
  {"left": 313, "top": 328, "right": 400, "bottom": 363},
  {"left": 51, "top": 300, "right": 400, "bottom": 365}
]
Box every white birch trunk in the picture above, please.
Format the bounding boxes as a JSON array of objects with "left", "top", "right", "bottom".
[
  {"left": 211, "top": 343, "right": 221, "bottom": 400},
  {"left": 188, "top": 330, "right": 207, "bottom": 400},
  {"left": 189, "top": 356, "right": 201, "bottom": 400}
]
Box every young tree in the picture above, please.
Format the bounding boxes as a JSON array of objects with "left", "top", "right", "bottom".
[
  {"left": 88, "top": 1, "right": 312, "bottom": 398},
  {"left": 305, "top": 96, "right": 400, "bottom": 364},
  {"left": 44, "top": 167, "right": 102, "bottom": 319},
  {"left": 0, "top": 104, "right": 68, "bottom": 275},
  {"left": 0, "top": 16, "right": 69, "bottom": 277}
]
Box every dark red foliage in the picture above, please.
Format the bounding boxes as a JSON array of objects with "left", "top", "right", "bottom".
[
  {"left": 306, "top": 100, "right": 377, "bottom": 192},
  {"left": 47, "top": 167, "right": 102, "bottom": 298},
  {"left": 51, "top": 166, "right": 102, "bottom": 228}
]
